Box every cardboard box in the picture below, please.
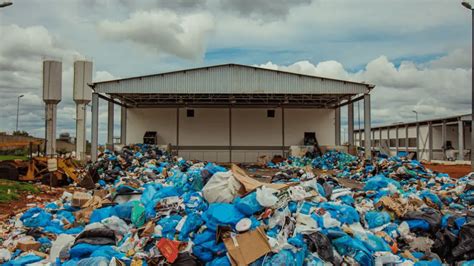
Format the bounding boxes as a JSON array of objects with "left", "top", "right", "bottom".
[
  {"left": 223, "top": 226, "right": 272, "bottom": 266},
  {"left": 17, "top": 239, "right": 41, "bottom": 252},
  {"left": 71, "top": 192, "right": 92, "bottom": 208}
]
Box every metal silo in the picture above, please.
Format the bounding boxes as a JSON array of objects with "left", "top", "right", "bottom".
[
  {"left": 73, "top": 61, "right": 92, "bottom": 160},
  {"left": 43, "top": 60, "right": 62, "bottom": 156}
]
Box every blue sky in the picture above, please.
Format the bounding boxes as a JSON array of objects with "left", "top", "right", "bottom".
[{"left": 0, "top": 0, "right": 472, "bottom": 143}]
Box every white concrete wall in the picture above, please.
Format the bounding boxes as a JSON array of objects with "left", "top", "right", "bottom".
[
  {"left": 285, "top": 109, "right": 335, "bottom": 146},
  {"left": 126, "top": 108, "right": 177, "bottom": 145},
  {"left": 179, "top": 108, "right": 229, "bottom": 146},
  {"left": 232, "top": 108, "right": 282, "bottom": 146},
  {"left": 125, "top": 107, "right": 335, "bottom": 162}
]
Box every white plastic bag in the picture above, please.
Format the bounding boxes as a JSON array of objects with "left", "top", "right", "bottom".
[
  {"left": 295, "top": 213, "right": 318, "bottom": 233},
  {"left": 49, "top": 234, "right": 75, "bottom": 262},
  {"left": 0, "top": 248, "right": 11, "bottom": 262},
  {"left": 102, "top": 216, "right": 130, "bottom": 236},
  {"left": 288, "top": 186, "right": 310, "bottom": 201},
  {"left": 256, "top": 186, "right": 279, "bottom": 207},
  {"left": 202, "top": 171, "right": 242, "bottom": 203},
  {"left": 268, "top": 207, "right": 290, "bottom": 229}
]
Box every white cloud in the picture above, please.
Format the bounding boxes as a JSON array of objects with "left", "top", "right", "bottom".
[
  {"left": 94, "top": 71, "right": 117, "bottom": 82},
  {"left": 219, "top": 0, "right": 312, "bottom": 20},
  {"left": 257, "top": 51, "right": 471, "bottom": 126},
  {"left": 429, "top": 48, "right": 471, "bottom": 69},
  {"left": 97, "top": 10, "right": 215, "bottom": 60},
  {"left": 0, "top": 24, "right": 117, "bottom": 144}
]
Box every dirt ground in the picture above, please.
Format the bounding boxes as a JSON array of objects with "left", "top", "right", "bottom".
[
  {"left": 0, "top": 185, "right": 64, "bottom": 222},
  {"left": 422, "top": 163, "right": 471, "bottom": 178}
]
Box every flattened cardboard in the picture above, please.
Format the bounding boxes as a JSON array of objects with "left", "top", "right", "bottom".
[
  {"left": 223, "top": 226, "right": 271, "bottom": 266},
  {"left": 231, "top": 164, "right": 288, "bottom": 192}
]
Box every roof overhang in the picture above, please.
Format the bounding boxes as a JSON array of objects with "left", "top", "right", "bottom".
[
  {"left": 92, "top": 63, "right": 374, "bottom": 108},
  {"left": 104, "top": 92, "right": 361, "bottom": 108}
]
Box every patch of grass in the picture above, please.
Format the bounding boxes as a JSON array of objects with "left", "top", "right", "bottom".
[
  {"left": 0, "top": 179, "right": 39, "bottom": 203},
  {"left": 0, "top": 155, "right": 28, "bottom": 161}
]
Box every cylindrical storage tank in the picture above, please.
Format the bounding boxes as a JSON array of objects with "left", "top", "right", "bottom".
[
  {"left": 73, "top": 61, "right": 93, "bottom": 104},
  {"left": 43, "top": 60, "right": 62, "bottom": 104}
]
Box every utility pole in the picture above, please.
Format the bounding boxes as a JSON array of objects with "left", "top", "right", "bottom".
[{"left": 16, "top": 94, "right": 24, "bottom": 131}]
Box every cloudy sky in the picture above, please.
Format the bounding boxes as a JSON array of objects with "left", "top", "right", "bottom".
[{"left": 0, "top": 0, "right": 472, "bottom": 143}]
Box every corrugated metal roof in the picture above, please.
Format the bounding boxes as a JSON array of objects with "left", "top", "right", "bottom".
[{"left": 93, "top": 64, "right": 373, "bottom": 95}]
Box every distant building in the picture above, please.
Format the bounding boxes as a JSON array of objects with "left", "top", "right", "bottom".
[{"left": 354, "top": 114, "right": 471, "bottom": 161}]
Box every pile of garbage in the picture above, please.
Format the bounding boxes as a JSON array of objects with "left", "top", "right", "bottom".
[
  {"left": 267, "top": 150, "right": 358, "bottom": 171},
  {"left": 0, "top": 144, "right": 473, "bottom": 265}
]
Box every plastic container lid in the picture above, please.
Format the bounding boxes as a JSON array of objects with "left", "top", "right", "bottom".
[{"left": 235, "top": 218, "right": 252, "bottom": 232}]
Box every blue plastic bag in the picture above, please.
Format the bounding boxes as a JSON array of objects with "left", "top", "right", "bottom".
[
  {"left": 193, "top": 230, "right": 215, "bottom": 245},
  {"left": 3, "top": 255, "right": 43, "bottom": 266},
  {"left": 414, "top": 260, "right": 443, "bottom": 266},
  {"left": 20, "top": 207, "right": 52, "bottom": 228},
  {"left": 77, "top": 256, "right": 110, "bottom": 266},
  {"left": 406, "top": 219, "right": 431, "bottom": 231},
  {"left": 182, "top": 192, "right": 208, "bottom": 213},
  {"left": 234, "top": 192, "right": 263, "bottom": 215},
  {"left": 143, "top": 185, "right": 180, "bottom": 219},
  {"left": 364, "top": 175, "right": 400, "bottom": 191},
  {"left": 365, "top": 211, "right": 391, "bottom": 229},
  {"left": 264, "top": 249, "right": 295, "bottom": 266},
  {"left": 356, "top": 233, "right": 391, "bottom": 252},
  {"left": 113, "top": 202, "right": 135, "bottom": 220},
  {"left": 192, "top": 244, "right": 213, "bottom": 262},
  {"left": 90, "top": 246, "right": 125, "bottom": 260},
  {"left": 420, "top": 190, "right": 442, "bottom": 209},
  {"left": 90, "top": 207, "right": 117, "bottom": 223},
  {"left": 205, "top": 162, "right": 227, "bottom": 175},
  {"left": 157, "top": 215, "right": 182, "bottom": 239},
  {"left": 332, "top": 235, "right": 373, "bottom": 266},
  {"left": 178, "top": 212, "right": 203, "bottom": 241},
  {"left": 56, "top": 210, "right": 75, "bottom": 224},
  {"left": 69, "top": 243, "right": 102, "bottom": 259},
  {"left": 202, "top": 203, "right": 245, "bottom": 231},
  {"left": 319, "top": 202, "right": 360, "bottom": 224}
]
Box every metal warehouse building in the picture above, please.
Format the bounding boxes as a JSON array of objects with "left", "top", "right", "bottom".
[
  {"left": 90, "top": 64, "right": 374, "bottom": 162},
  {"left": 354, "top": 113, "right": 472, "bottom": 162}
]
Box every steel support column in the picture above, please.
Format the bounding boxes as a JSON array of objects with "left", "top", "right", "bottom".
[
  {"left": 458, "top": 119, "right": 464, "bottom": 161},
  {"left": 281, "top": 107, "right": 285, "bottom": 157},
  {"left": 120, "top": 105, "right": 127, "bottom": 144},
  {"left": 229, "top": 107, "right": 232, "bottom": 162},
  {"left": 379, "top": 128, "right": 382, "bottom": 148},
  {"left": 442, "top": 120, "right": 447, "bottom": 160},
  {"left": 416, "top": 122, "right": 419, "bottom": 158},
  {"left": 405, "top": 125, "right": 409, "bottom": 153},
  {"left": 335, "top": 107, "right": 341, "bottom": 146},
  {"left": 176, "top": 108, "right": 179, "bottom": 155},
  {"left": 364, "top": 94, "right": 371, "bottom": 159},
  {"left": 387, "top": 127, "right": 391, "bottom": 154},
  {"left": 396, "top": 126, "right": 399, "bottom": 154},
  {"left": 348, "top": 103, "right": 354, "bottom": 146},
  {"left": 107, "top": 101, "right": 114, "bottom": 149},
  {"left": 91, "top": 93, "right": 99, "bottom": 162},
  {"left": 429, "top": 122, "right": 433, "bottom": 161}
]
